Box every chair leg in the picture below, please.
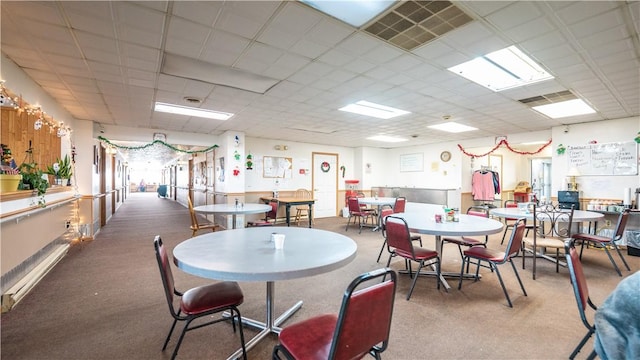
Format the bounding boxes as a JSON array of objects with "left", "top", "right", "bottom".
[
  {"left": 501, "top": 225, "right": 511, "bottom": 245},
  {"left": 406, "top": 260, "right": 422, "bottom": 300},
  {"left": 162, "top": 318, "right": 179, "bottom": 351},
  {"left": 509, "top": 259, "right": 527, "bottom": 297},
  {"left": 569, "top": 328, "right": 595, "bottom": 360},
  {"left": 376, "top": 238, "right": 387, "bottom": 263},
  {"left": 602, "top": 245, "right": 623, "bottom": 276},
  {"left": 493, "top": 264, "right": 513, "bottom": 308},
  {"left": 611, "top": 242, "right": 631, "bottom": 271},
  {"left": 458, "top": 256, "right": 468, "bottom": 290},
  {"left": 171, "top": 320, "right": 193, "bottom": 360}
]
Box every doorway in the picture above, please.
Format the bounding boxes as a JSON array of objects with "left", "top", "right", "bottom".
[
  {"left": 531, "top": 158, "right": 552, "bottom": 202},
  {"left": 312, "top": 152, "right": 338, "bottom": 218}
]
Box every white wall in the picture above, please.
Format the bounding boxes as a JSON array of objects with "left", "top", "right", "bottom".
[
  {"left": 551, "top": 117, "right": 639, "bottom": 200},
  {"left": 244, "top": 138, "right": 355, "bottom": 192}
]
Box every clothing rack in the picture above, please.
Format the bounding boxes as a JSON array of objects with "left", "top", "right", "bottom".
[{"left": 471, "top": 168, "right": 501, "bottom": 207}]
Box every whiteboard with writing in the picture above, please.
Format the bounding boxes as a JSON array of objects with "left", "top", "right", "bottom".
[{"left": 567, "top": 141, "right": 638, "bottom": 175}]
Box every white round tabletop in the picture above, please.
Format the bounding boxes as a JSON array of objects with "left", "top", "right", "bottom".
[
  {"left": 193, "top": 203, "right": 272, "bottom": 215},
  {"left": 173, "top": 227, "right": 357, "bottom": 282},
  {"left": 358, "top": 197, "right": 396, "bottom": 206},
  {"left": 490, "top": 207, "right": 604, "bottom": 222},
  {"left": 392, "top": 212, "right": 504, "bottom": 237}
]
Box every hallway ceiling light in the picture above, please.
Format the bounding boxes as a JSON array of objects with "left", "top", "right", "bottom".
[
  {"left": 154, "top": 102, "right": 234, "bottom": 120},
  {"left": 448, "top": 46, "right": 553, "bottom": 92},
  {"left": 300, "top": 0, "right": 394, "bottom": 27},
  {"left": 531, "top": 99, "right": 595, "bottom": 119},
  {"left": 367, "top": 135, "right": 408, "bottom": 143},
  {"left": 428, "top": 122, "right": 477, "bottom": 133},
  {"left": 339, "top": 100, "right": 410, "bottom": 119}
]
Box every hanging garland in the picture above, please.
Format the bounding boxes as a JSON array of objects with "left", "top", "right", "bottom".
[
  {"left": 320, "top": 161, "right": 330, "bottom": 172},
  {"left": 457, "top": 139, "right": 552, "bottom": 158},
  {"left": 98, "top": 136, "right": 218, "bottom": 154}
]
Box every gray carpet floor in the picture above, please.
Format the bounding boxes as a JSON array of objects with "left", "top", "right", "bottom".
[{"left": 2, "top": 192, "right": 638, "bottom": 360}]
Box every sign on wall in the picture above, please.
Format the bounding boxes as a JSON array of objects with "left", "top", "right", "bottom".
[{"left": 567, "top": 141, "right": 638, "bottom": 176}]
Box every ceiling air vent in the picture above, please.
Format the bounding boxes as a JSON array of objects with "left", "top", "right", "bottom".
[
  {"left": 364, "top": 1, "right": 473, "bottom": 51},
  {"left": 518, "top": 90, "right": 576, "bottom": 107}
]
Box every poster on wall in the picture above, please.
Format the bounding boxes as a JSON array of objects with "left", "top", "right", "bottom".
[
  {"left": 263, "top": 156, "right": 292, "bottom": 178},
  {"left": 217, "top": 157, "right": 225, "bottom": 182},
  {"left": 567, "top": 141, "right": 638, "bottom": 175}
]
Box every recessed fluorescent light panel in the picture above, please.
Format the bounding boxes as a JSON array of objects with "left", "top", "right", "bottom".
[
  {"left": 428, "top": 122, "right": 478, "bottom": 133},
  {"left": 531, "top": 99, "right": 595, "bottom": 118},
  {"left": 300, "top": 0, "right": 394, "bottom": 27},
  {"left": 154, "top": 102, "right": 234, "bottom": 120},
  {"left": 339, "top": 100, "right": 410, "bottom": 119},
  {"left": 367, "top": 135, "right": 408, "bottom": 143},
  {"left": 448, "top": 46, "right": 553, "bottom": 91}
]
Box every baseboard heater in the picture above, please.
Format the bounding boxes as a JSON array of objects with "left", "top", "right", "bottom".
[{"left": 1, "top": 244, "right": 70, "bottom": 313}]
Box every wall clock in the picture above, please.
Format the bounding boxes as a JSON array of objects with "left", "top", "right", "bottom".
[{"left": 440, "top": 151, "right": 451, "bottom": 162}]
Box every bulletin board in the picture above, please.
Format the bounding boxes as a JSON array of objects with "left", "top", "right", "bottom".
[
  {"left": 400, "top": 153, "right": 424, "bottom": 172},
  {"left": 567, "top": 141, "right": 638, "bottom": 175},
  {"left": 263, "top": 156, "right": 293, "bottom": 178}
]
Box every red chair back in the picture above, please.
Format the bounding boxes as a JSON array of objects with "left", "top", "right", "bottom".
[
  {"left": 267, "top": 200, "right": 278, "bottom": 220},
  {"left": 347, "top": 197, "right": 361, "bottom": 213},
  {"left": 385, "top": 216, "right": 414, "bottom": 256},
  {"left": 467, "top": 206, "right": 489, "bottom": 218},
  {"left": 393, "top": 197, "right": 406, "bottom": 213},
  {"left": 505, "top": 218, "right": 526, "bottom": 259},
  {"left": 614, "top": 210, "right": 630, "bottom": 239},
  {"left": 330, "top": 268, "right": 397, "bottom": 359},
  {"left": 154, "top": 236, "right": 178, "bottom": 317},
  {"left": 565, "top": 239, "right": 592, "bottom": 328}
]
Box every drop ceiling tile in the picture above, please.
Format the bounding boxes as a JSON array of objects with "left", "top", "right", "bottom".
[
  {"left": 289, "top": 39, "right": 330, "bottom": 59},
  {"left": 2, "top": 1, "right": 63, "bottom": 25},
  {"left": 270, "top": 2, "right": 322, "bottom": 34},
  {"left": 485, "top": 1, "right": 543, "bottom": 30},
  {"left": 264, "top": 53, "right": 311, "bottom": 79},
  {"left": 506, "top": 17, "right": 556, "bottom": 43},
  {"left": 555, "top": 1, "right": 619, "bottom": 25},
  {"left": 363, "top": 44, "right": 404, "bottom": 64},
  {"left": 568, "top": 9, "right": 625, "bottom": 38},
  {"left": 115, "top": 2, "right": 166, "bottom": 33},
  {"left": 317, "top": 49, "right": 357, "bottom": 67},
  {"left": 580, "top": 26, "right": 630, "bottom": 49},
  {"left": 336, "top": 33, "right": 382, "bottom": 56},
  {"left": 306, "top": 19, "right": 354, "bottom": 47},
  {"left": 172, "top": 1, "right": 223, "bottom": 27},
  {"left": 202, "top": 32, "right": 251, "bottom": 66},
  {"left": 167, "top": 17, "right": 212, "bottom": 45},
  {"left": 258, "top": 26, "right": 301, "bottom": 50},
  {"left": 164, "top": 38, "right": 203, "bottom": 59}
]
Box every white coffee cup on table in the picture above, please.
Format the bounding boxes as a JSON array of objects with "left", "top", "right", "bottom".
[{"left": 273, "top": 234, "right": 285, "bottom": 250}]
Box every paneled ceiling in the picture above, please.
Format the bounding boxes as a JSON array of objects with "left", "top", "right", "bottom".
[{"left": 1, "top": 1, "right": 639, "bottom": 153}]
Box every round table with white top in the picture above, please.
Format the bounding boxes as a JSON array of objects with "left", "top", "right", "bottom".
[
  {"left": 173, "top": 226, "right": 357, "bottom": 359},
  {"left": 194, "top": 203, "right": 272, "bottom": 229},
  {"left": 390, "top": 212, "right": 504, "bottom": 290},
  {"left": 358, "top": 197, "right": 396, "bottom": 230}
]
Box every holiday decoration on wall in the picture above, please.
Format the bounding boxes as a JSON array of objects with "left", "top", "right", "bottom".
[
  {"left": 234, "top": 150, "right": 241, "bottom": 161},
  {"left": 98, "top": 136, "right": 218, "bottom": 154},
  {"left": 339, "top": 165, "right": 346, "bottom": 178},
  {"left": 233, "top": 166, "right": 240, "bottom": 176},
  {"left": 556, "top": 144, "right": 566, "bottom": 155},
  {"left": 246, "top": 154, "right": 253, "bottom": 170},
  {"left": 457, "top": 139, "right": 552, "bottom": 158},
  {"left": 321, "top": 161, "right": 330, "bottom": 172},
  {"left": 635, "top": 132, "right": 640, "bottom": 144}
]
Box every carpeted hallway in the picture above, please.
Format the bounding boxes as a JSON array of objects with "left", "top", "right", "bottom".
[{"left": 1, "top": 192, "right": 638, "bottom": 359}]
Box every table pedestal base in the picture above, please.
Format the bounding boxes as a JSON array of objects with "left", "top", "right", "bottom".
[{"left": 226, "top": 281, "right": 302, "bottom": 360}]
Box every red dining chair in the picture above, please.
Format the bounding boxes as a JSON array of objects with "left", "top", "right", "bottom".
[
  {"left": 500, "top": 200, "right": 520, "bottom": 244},
  {"left": 384, "top": 215, "right": 440, "bottom": 300},
  {"left": 572, "top": 209, "right": 631, "bottom": 276},
  {"left": 442, "top": 206, "right": 490, "bottom": 272},
  {"left": 247, "top": 200, "right": 279, "bottom": 227},
  {"left": 564, "top": 238, "right": 598, "bottom": 360},
  {"left": 376, "top": 208, "right": 395, "bottom": 263},
  {"left": 390, "top": 197, "right": 422, "bottom": 246},
  {"left": 458, "top": 218, "right": 527, "bottom": 307},
  {"left": 153, "top": 236, "right": 247, "bottom": 360},
  {"left": 272, "top": 268, "right": 397, "bottom": 360},
  {"left": 345, "top": 197, "right": 374, "bottom": 234}
]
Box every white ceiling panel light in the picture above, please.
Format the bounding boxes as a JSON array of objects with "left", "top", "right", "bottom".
[
  {"left": 428, "top": 122, "right": 478, "bottom": 133},
  {"left": 448, "top": 46, "right": 553, "bottom": 92},
  {"left": 162, "top": 53, "right": 279, "bottom": 94},
  {"left": 367, "top": 135, "right": 408, "bottom": 143},
  {"left": 339, "top": 100, "right": 410, "bottom": 119},
  {"left": 300, "top": 0, "right": 395, "bottom": 27},
  {"left": 531, "top": 99, "right": 596, "bottom": 118},
  {"left": 154, "top": 102, "right": 234, "bottom": 120}
]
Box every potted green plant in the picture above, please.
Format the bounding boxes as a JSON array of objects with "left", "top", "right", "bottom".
[
  {"left": 0, "top": 143, "right": 22, "bottom": 193},
  {"left": 19, "top": 161, "right": 48, "bottom": 207},
  {"left": 45, "top": 155, "right": 72, "bottom": 186}
]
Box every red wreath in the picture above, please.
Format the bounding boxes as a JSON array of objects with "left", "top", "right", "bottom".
[{"left": 320, "top": 161, "right": 330, "bottom": 172}]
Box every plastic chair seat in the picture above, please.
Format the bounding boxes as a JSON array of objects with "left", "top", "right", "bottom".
[
  {"left": 181, "top": 282, "right": 244, "bottom": 315},
  {"left": 394, "top": 247, "right": 438, "bottom": 261},
  {"left": 277, "top": 314, "right": 337, "bottom": 360},
  {"left": 463, "top": 247, "right": 507, "bottom": 263}
]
